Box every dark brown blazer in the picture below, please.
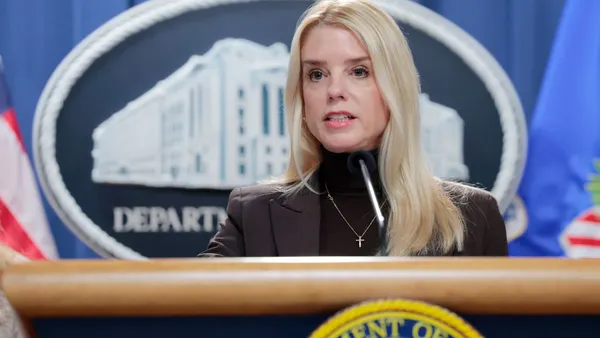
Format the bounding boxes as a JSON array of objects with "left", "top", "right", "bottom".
[{"left": 200, "top": 180, "right": 509, "bottom": 257}]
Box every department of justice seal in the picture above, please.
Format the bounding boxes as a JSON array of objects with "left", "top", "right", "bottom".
[
  {"left": 310, "top": 299, "right": 483, "bottom": 338},
  {"left": 33, "top": 0, "right": 527, "bottom": 258}
]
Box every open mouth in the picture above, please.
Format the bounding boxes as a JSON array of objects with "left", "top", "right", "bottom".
[{"left": 324, "top": 114, "right": 356, "bottom": 121}]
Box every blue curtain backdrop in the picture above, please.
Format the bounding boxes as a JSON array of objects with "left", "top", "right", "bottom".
[
  {"left": 0, "top": 0, "right": 565, "bottom": 259},
  {"left": 509, "top": 0, "right": 600, "bottom": 257}
]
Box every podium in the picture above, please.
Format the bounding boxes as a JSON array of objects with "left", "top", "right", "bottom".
[{"left": 3, "top": 257, "right": 600, "bottom": 338}]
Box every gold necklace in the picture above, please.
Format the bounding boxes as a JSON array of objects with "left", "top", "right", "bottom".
[{"left": 324, "top": 182, "right": 387, "bottom": 248}]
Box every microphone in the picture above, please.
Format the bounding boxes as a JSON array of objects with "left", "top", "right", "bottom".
[{"left": 347, "top": 150, "right": 388, "bottom": 256}]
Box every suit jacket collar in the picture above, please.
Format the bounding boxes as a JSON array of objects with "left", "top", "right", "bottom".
[
  {"left": 265, "top": 176, "right": 461, "bottom": 257},
  {"left": 269, "top": 175, "right": 321, "bottom": 256}
]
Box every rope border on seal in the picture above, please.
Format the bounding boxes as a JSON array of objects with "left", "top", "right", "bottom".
[{"left": 32, "top": 0, "right": 527, "bottom": 259}]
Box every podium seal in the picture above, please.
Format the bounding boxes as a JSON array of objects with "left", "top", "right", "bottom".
[{"left": 310, "top": 299, "right": 482, "bottom": 338}]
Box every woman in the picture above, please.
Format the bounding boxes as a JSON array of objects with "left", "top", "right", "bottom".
[{"left": 201, "top": 0, "right": 508, "bottom": 257}]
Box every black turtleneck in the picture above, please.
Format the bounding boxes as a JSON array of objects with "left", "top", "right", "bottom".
[{"left": 318, "top": 146, "right": 388, "bottom": 256}]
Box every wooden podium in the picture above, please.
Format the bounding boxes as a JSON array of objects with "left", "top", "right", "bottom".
[{"left": 2, "top": 257, "right": 600, "bottom": 338}]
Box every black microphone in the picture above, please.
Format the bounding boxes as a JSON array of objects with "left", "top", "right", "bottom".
[{"left": 347, "top": 150, "right": 388, "bottom": 256}]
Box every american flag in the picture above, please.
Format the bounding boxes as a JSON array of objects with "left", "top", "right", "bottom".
[
  {"left": 0, "top": 56, "right": 58, "bottom": 260},
  {"left": 560, "top": 208, "right": 600, "bottom": 258}
]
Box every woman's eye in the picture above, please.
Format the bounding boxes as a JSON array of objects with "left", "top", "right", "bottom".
[
  {"left": 308, "top": 70, "right": 324, "bottom": 81},
  {"left": 353, "top": 67, "right": 369, "bottom": 78}
]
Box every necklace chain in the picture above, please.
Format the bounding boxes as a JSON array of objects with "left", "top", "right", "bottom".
[{"left": 324, "top": 182, "right": 387, "bottom": 248}]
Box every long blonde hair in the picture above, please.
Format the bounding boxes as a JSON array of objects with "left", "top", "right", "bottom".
[{"left": 274, "top": 0, "right": 467, "bottom": 256}]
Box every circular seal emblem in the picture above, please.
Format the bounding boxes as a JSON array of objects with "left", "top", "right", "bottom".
[
  {"left": 310, "top": 299, "right": 483, "bottom": 338},
  {"left": 503, "top": 195, "right": 528, "bottom": 242},
  {"left": 33, "top": 0, "right": 527, "bottom": 258}
]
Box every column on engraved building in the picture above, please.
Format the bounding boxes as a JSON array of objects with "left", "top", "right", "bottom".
[
  {"left": 185, "top": 57, "right": 222, "bottom": 188},
  {"left": 252, "top": 63, "right": 289, "bottom": 181}
]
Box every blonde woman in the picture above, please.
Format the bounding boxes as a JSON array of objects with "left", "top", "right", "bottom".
[
  {"left": 0, "top": 244, "right": 29, "bottom": 338},
  {"left": 201, "top": 0, "right": 508, "bottom": 257}
]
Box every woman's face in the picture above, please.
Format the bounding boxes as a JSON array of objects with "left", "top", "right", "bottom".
[{"left": 301, "top": 25, "right": 389, "bottom": 153}]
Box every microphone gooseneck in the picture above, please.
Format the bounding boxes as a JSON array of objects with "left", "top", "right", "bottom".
[{"left": 347, "top": 150, "right": 388, "bottom": 256}]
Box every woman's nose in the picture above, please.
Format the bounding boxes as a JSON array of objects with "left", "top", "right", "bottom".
[{"left": 327, "top": 76, "right": 347, "bottom": 101}]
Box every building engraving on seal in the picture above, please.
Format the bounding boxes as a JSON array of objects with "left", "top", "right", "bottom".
[{"left": 91, "top": 38, "right": 468, "bottom": 191}]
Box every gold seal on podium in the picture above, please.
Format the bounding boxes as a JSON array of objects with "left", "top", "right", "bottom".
[{"left": 310, "top": 299, "right": 483, "bottom": 338}]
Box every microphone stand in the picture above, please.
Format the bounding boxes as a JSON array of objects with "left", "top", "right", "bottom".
[{"left": 357, "top": 159, "right": 388, "bottom": 256}]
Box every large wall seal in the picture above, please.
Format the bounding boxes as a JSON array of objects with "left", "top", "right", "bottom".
[{"left": 33, "top": 0, "right": 527, "bottom": 259}]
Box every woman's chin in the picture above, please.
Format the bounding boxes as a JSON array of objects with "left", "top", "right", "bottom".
[{"left": 320, "top": 139, "right": 363, "bottom": 154}]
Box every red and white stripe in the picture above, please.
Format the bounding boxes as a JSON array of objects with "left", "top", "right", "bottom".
[
  {"left": 0, "top": 107, "right": 58, "bottom": 260},
  {"left": 561, "top": 209, "right": 600, "bottom": 258}
]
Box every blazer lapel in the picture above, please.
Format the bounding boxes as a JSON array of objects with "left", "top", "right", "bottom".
[{"left": 269, "top": 179, "right": 321, "bottom": 256}]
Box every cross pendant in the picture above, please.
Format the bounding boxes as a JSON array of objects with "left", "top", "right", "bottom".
[{"left": 356, "top": 237, "right": 365, "bottom": 248}]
